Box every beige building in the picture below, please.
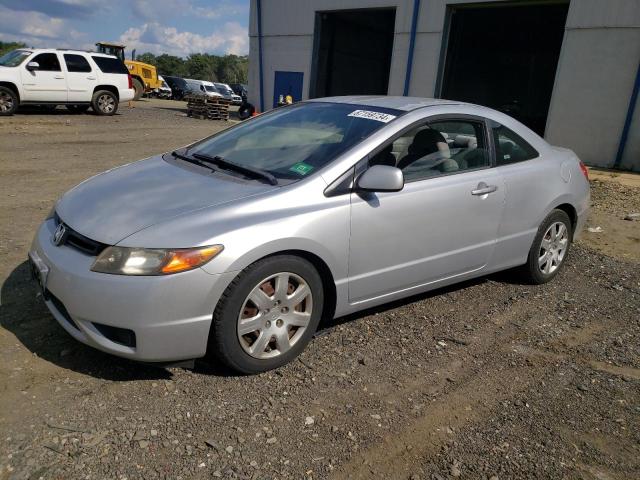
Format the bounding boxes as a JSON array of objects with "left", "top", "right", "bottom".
[{"left": 248, "top": 0, "right": 640, "bottom": 170}]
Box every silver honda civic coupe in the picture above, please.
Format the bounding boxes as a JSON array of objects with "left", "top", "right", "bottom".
[{"left": 29, "top": 96, "right": 590, "bottom": 373}]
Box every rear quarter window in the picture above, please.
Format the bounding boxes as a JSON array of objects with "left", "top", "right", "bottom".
[
  {"left": 492, "top": 124, "right": 539, "bottom": 166},
  {"left": 91, "top": 56, "right": 128, "bottom": 74}
]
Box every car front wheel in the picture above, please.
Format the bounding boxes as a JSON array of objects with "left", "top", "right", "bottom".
[
  {"left": 519, "top": 209, "right": 572, "bottom": 284},
  {"left": 209, "top": 255, "right": 324, "bottom": 374},
  {"left": 0, "top": 87, "right": 18, "bottom": 116},
  {"left": 92, "top": 90, "right": 118, "bottom": 116}
]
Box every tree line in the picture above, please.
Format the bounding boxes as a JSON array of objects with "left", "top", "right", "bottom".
[
  {"left": 136, "top": 52, "right": 248, "bottom": 84},
  {"left": 0, "top": 42, "right": 248, "bottom": 85}
]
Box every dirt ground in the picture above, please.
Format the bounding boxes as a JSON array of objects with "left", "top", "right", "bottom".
[{"left": 1, "top": 99, "right": 639, "bottom": 480}]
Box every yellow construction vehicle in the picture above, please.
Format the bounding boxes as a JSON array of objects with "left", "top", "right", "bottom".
[{"left": 95, "top": 42, "right": 161, "bottom": 100}]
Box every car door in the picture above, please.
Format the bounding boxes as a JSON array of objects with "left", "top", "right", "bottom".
[
  {"left": 20, "top": 52, "right": 67, "bottom": 102},
  {"left": 348, "top": 116, "right": 505, "bottom": 303},
  {"left": 63, "top": 54, "right": 97, "bottom": 102}
]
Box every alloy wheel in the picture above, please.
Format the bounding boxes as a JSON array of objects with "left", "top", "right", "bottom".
[
  {"left": 237, "top": 272, "right": 313, "bottom": 359},
  {"left": 538, "top": 221, "right": 568, "bottom": 275},
  {"left": 98, "top": 94, "right": 115, "bottom": 113},
  {"left": 0, "top": 92, "right": 14, "bottom": 112}
]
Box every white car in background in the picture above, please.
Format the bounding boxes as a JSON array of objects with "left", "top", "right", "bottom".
[
  {"left": 214, "top": 82, "right": 242, "bottom": 105},
  {"left": 0, "top": 48, "right": 135, "bottom": 115},
  {"left": 184, "top": 79, "right": 223, "bottom": 99},
  {"left": 155, "top": 75, "right": 172, "bottom": 99}
]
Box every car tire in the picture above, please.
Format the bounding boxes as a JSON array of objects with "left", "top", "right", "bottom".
[
  {"left": 0, "top": 86, "right": 18, "bottom": 116},
  {"left": 66, "top": 104, "right": 89, "bottom": 114},
  {"left": 518, "top": 209, "right": 572, "bottom": 285},
  {"left": 209, "top": 255, "right": 324, "bottom": 374},
  {"left": 91, "top": 90, "right": 118, "bottom": 116},
  {"left": 238, "top": 102, "right": 255, "bottom": 120},
  {"left": 132, "top": 78, "right": 144, "bottom": 101}
]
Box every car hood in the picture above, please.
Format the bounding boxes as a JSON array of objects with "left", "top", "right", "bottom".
[{"left": 56, "top": 155, "right": 274, "bottom": 245}]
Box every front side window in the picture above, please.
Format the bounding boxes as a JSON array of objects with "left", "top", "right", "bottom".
[
  {"left": 369, "top": 119, "right": 490, "bottom": 182},
  {"left": 64, "top": 54, "right": 92, "bottom": 73},
  {"left": 492, "top": 124, "right": 539, "bottom": 166},
  {"left": 31, "top": 53, "right": 61, "bottom": 71},
  {"left": 0, "top": 49, "right": 31, "bottom": 67},
  {"left": 187, "top": 102, "right": 402, "bottom": 181}
]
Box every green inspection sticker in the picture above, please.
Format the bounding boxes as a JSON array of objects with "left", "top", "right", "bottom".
[{"left": 289, "top": 162, "right": 314, "bottom": 176}]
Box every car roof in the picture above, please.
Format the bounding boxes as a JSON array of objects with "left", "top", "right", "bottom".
[
  {"left": 22, "top": 48, "right": 117, "bottom": 59},
  {"left": 312, "top": 95, "right": 466, "bottom": 112}
]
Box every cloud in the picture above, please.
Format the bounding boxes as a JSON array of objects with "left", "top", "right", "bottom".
[
  {"left": 0, "top": 0, "right": 102, "bottom": 19},
  {"left": 119, "top": 21, "right": 248, "bottom": 56},
  {"left": 0, "top": 5, "right": 67, "bottom": 40}
]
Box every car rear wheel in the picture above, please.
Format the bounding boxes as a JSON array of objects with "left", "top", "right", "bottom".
[
  {"left": 209, "top": 255, "right": 323, "bottom": 374},
  {"left": 132, "top": 78, "right": 144, "bottom": 101},
  {"left": 92, "top": 90, "right": 118, "bottom": 116},
  {"left": 518, "top": 209, "right": 572, "bottom": 284},
  {"left": 0, "top": 87, "right": 17, "bottom": 115}
]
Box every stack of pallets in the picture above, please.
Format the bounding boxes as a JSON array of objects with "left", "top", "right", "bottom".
[{"left": 185, "top": 94, "right": 230, "bottom": 121}]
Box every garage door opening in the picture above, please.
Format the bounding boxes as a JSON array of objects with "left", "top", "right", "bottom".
[
  {"left": 439, "top": 1, "right": 569, "bottom": 135},
  {"left": 310, "top": 8, "right": 396, "bottom": 98}
]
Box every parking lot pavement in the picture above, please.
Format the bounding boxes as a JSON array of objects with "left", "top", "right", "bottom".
[{"left": 1, "top": 99, "right": 639, "bottom": 479}]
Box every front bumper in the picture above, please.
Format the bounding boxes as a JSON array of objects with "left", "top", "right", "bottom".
[{"left": 29, "top": 219, "right": 236, "bottom": 362}]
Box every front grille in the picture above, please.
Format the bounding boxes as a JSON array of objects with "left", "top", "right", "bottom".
[
  {"left": 54, "top": 213, "right": 107, "bottom": 256},
  {"left": 46, "top": 290, "right": 80, "bottom": 331}
]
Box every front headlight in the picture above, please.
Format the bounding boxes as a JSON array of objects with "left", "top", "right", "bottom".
[{"left": 91, "top": 245, "right": 224, "bottom": 275}]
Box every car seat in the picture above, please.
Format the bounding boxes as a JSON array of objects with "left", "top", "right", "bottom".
[
  {"left": 369, "top": 144, "right": 397, "bottom": 167},
  {"left": 397, "top": 129, "right": 450, "bottom": 171}
]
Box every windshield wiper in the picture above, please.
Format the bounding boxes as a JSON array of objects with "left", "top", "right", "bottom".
[
  {"left": 192, "top": 152, "right": 278, "bottom": 186},
  {"left": 171, "top": 150, "right": 215, "bottom": 171}
]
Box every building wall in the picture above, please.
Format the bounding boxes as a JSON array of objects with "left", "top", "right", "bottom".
[
  {"left": 545, "top": 0, "right": 640, "bottom": 170},
  {"left": 249, "top": 0, "right": 640, "bottom": 170}
]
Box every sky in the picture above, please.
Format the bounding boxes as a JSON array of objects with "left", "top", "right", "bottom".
[{"left": 0, "top": 0, "right": 250, "bottom": 57}]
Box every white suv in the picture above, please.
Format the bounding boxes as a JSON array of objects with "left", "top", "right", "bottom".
[{"left": 0, "top": 48, "right": 135, "bottom": 116}]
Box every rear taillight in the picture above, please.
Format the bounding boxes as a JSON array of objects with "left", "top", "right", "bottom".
[
  {"left": 127, "top": 74, "right": 133, "bottom": 89},
  {"left": 579, "top": 160, "right": 589, "bottom": 180}
]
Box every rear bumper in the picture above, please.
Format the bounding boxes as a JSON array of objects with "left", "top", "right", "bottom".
[
  {"left": 119, "top": 87, "right": 135, "bottom": 102},
  {"left": 30, "top": 219, "right": 236, "bottom": 362}
]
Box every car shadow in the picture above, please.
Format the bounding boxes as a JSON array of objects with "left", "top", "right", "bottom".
[
  {"left": 0, "top": 261, "right": 172, "bottom": 381},
  {"left": 316, "top": 276, "right": 490, "bottom": 334},
  {"left": 1, "top": 260, "right": 527, "bottom": 380},
  {"left": 14, "top": 106, "right": 125, "bottom": 116}
]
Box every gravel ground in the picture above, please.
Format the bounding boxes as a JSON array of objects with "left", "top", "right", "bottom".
[{"left": 1, "top": 100, "right": 639, "bottom": 480}]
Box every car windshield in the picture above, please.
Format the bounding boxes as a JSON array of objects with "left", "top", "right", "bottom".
[
  {"left": 0, "top": 50, "right": 31, "bottom": 67},
  {"left": 186, "top": 102, "right": 401, "bottom": 182},
  {"left": 204, "top": 85, "right": 217, "bottom": 92}
]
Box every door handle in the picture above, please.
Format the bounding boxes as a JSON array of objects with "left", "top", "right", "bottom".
[
  {"left": 54, "top": 75, "right": 65, "bottom": 79},
  {"left": 471, "top": 184, "right": 498, "bottom": 196},
  {"left": 87, "top": 76, "right": 96, "bottom": 80}
]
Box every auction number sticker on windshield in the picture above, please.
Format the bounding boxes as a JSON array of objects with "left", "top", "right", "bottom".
[
  {"left": 289, "top": 162, "right": 314, "bottom": 176},
  {"left": 348, "top": 110, "right": 397, "bottom": 123}
]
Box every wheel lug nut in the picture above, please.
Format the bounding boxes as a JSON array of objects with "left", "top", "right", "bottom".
[
  {"left": 281, "top": 306, "right": 289, "bottom": 313},
  {"left": 276, "top": 319, "right": 284, "bottom": 328},
  {"left": 265, "top": 320, "right": 271, "bottom": 328}
]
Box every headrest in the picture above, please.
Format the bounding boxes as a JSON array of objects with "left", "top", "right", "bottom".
[
  {"left": 453, "top": 135, "right": 477, "bottom": 149},
  {"left": 409, "top": 128, "right": 447, "bottom": 155}
]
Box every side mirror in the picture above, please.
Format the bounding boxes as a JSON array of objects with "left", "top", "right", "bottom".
[
  {"left": 356, "top": 165, "right": 404, "bottom": 193},
  {"left": 26, "top": 61, "right": 40, "bottom": 71}
]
